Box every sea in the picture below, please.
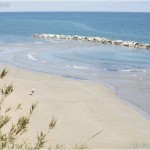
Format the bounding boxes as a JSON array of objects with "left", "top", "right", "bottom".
[{"left": 0, "top": 12, "right": 150, "bottom": 117}]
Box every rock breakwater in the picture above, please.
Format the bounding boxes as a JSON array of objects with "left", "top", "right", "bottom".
[{"left": 32, "top": 34, "right": 150, "bottom": 50}]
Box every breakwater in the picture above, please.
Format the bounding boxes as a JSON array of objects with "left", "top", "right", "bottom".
[{"left": 32, "top": 34, "right": 150, "bottom": 50}]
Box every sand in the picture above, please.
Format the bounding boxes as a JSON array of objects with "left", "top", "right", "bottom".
[{"left": 1, "top": 63, "right": 150, "bottom": 149}]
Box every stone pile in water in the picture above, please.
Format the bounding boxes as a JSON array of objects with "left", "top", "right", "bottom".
[{"left": 32, "top": 34, "right": 150, "bottom": 50}]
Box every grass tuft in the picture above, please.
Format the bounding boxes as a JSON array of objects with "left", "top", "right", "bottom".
[
  {"left": 35, "top": 131, "right": 47, "bottom": 149},
  {"left": 73, "top": 143, "right": 88, "bottom": 149},
  {"left": 0, "top": 116, "right": 11, "bottom": 129},
  {"left": 49, "top": 116, "right": 57, "bottom": 130},
  {"left": 16, "top": 103, "right": 22, "bottom": 111},
  {"left": 0, "top": 69, "right": 8, "bottom": 79},
  {"left": 0, "top": 84, "right": 14, "bottom": 97},
  {"left": 29, "top": 103, "right": 38, "bottom": 116}
]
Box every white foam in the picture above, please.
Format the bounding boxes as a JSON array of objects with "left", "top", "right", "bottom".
[
  {"left": 73, "top": 65, "right": 89, "bottom": 70},
  {"left": 27, "top": 53, "right": 37, "bottom": 61},
  {"left": 120, "top": 69, "right": 131, "bottom": 72},
  {"left": 143, "top": 70, "right": 146, "bottom": 73},
  {"left": 120, "top": 69, "right": 146, "bottom": 73}
]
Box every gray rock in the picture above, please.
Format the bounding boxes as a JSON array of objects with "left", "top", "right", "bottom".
[{"left": 32, "top": 34, "right": 150, "bottom": 50}]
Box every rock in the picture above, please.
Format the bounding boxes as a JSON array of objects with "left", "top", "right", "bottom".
[
  {"left": 145, "top": 44, "right": 150, "bottom": 49},
  {"left": 122, "top": 42, "right": 129, "bottom": 46},
  {"left": 32, "top": 34, "right": 150, "bottom": 50}
]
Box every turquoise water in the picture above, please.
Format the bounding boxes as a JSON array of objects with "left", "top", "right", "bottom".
[{"left": 0, "top": 12, "right": 150, "bottom": 117}]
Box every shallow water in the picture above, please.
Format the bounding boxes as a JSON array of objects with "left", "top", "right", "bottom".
[
  {"left": 0, "top": 12, "right": 150, "bottom": 118},
  {"left": 0, "top": 38, "right": 150, "bottom": 117}
]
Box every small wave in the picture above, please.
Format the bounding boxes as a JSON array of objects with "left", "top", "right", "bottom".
[
  {"left": 106, "top": 68, "right": 137, "bottom": 72},
  {"left": 66, "top": 64, "right": 89, "bottom": 70},
  {"left": 107, "top": 68, "right": 119, "bottom": 72},
  {"left": 120, "top": 69, "right": 146, "bottom": 73},
  {"left": 73, "top": 65, "right": 89, "bottom": 70},
  {"left": 143, "top": 70, "right": 146, "bottom": 73},
  {"left": 27, "top": 53, "right": 37, "bottom": 61},
  {"left": 120, "top": 69, "right": 132, "bottom": 72}
]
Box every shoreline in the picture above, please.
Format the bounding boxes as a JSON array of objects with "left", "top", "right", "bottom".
[
  {"left": 2, "top": 62, "right": 150, "bottom": 119},
  {"left": 1, "top": 63, "right": 150, "bottom": 148},
  {"left": 32, "top": 34, "right": 150, "bottom": 50}
]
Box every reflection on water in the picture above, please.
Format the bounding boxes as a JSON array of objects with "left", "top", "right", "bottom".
[{"left": 0, "top": 38, "right": 150, "bottom": 117}]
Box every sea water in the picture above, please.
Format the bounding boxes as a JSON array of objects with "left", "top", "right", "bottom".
[{"left": 0, "top": 12, "right": 150, "bottom": 117}]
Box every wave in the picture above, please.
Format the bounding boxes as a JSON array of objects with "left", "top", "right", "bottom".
[
  {"left": 73, "top": 65, "right": 89, "bottom": 70},
  {"left": 120, "top": 69, "right": 146, "bottom": 73},
  {"left": 73, "top": 66, "right": 89, "bottom": 69},
  {"left": 66, "top": 64, "right": 89, "bottom": 70},
  {"left": 27, "top": 53, "right": 37, "bottom": 61},
  {"left": 120, "top": 69, "right": 132, "bottom": 72}
]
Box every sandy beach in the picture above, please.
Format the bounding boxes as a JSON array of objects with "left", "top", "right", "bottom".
[{"left": 1, "top": 63, "right": 150, "bottom": 149}]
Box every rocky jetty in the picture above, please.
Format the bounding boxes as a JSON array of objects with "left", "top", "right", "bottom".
[{"left": 32, "top": 34, "right": 150, "bottom": 50}]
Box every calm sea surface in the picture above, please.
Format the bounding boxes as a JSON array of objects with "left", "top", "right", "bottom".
[{"left": 0, "top": 12, "right": 150, "bottom": 117}]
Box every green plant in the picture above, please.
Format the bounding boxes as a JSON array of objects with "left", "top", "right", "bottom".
[
  {"left": 16, "top": 103, "right": 22, "bottom": 111},
  {"left": 0, "top": 68, "right": 8, "bottom": 79},
  {"left": 0, "top": 115, "right": 11, "bottom": 129},
  {"left": 35, "top": 131, "right": 47, "bottom": 149},
  {"left": 5, "top": 107, "right": 12, "bottom": 113},
  {"left": 49, "top": 116, "right": 57, "bottom": 130},
  {"left": 73, "top": 143, "right": 88, "bottom": 149},
  {"left": 29, "top": 103, "right": 38, "bottom": 116}
]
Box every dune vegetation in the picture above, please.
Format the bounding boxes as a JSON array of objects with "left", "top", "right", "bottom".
[{"left": 0, "top": 68, "right": 89, "bottom": 149}]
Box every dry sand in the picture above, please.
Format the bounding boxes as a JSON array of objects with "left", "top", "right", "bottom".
[{"left": 1, "top": 64, "right": 150, "bottom": 149}]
